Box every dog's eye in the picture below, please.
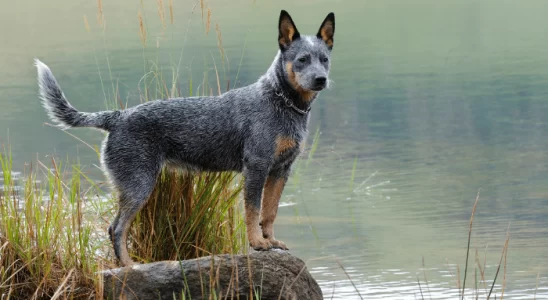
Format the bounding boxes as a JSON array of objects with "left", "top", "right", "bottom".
[
  {"left": 298, "top": 57, "right": 307, "bottom": 63},
  {"left": 321, "top": 57, "right": 329, "bottom": 63}
]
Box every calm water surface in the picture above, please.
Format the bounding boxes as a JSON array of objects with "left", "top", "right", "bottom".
[{"left": 1, "top": 0, "right": 548, "bottom": 298}]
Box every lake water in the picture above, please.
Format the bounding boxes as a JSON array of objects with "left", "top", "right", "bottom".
[{"left": 1, "top": 0, "right": 548, "bottom": 298}]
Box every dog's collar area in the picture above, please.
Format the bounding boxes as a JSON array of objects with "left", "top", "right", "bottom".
[{"left": 275, "top": 91, "right": 311, "bottom": 115}]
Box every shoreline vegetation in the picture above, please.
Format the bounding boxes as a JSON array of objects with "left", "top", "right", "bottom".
[
  {"left": 1, "top": 1, "right": 247, "bottom": 298},
  {"left": 0, "top": 0, "right": 536, "bottom": 299}
]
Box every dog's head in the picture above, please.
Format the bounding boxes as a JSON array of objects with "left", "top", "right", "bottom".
[{"left": 278, "top": 10, "right": 335, "bottom": 99}]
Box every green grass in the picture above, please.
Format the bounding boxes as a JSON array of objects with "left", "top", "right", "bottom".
[
  {"left": 130, "top": 170, "right": 245, "bottom": 263},
  {"left": 0, "top": 150, "right": 106, "bottom": 298}
]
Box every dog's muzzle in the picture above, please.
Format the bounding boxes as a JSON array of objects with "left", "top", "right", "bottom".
[{"left": 312, "top": 76, "right": 327, "bottom": 91}]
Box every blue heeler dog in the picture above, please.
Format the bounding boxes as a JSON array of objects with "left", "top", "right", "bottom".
[{"left": 34, "top": 10, "right": 335, "bottom": 266}]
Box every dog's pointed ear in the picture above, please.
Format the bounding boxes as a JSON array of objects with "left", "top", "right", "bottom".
[
  {"left": 278, "top": 10, "right": 300, "bottom": 51},
  {"left": 316, "top": 12, "right": 335, "bottom": 50}
]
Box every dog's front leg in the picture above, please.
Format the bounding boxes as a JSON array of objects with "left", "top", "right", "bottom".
[
  {"left": 260, "top": 173, "right": 288, "bottom": 250},
  {"left": 243, "top": 164, "right": 272, "bottom": 251}
]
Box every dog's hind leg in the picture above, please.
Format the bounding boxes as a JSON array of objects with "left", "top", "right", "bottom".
[
  {"left": 110, "top": 179, "right": 157, "bottom": 266},
  {"left": 106, "top": 155, "right": 161, "bottom": 266}
]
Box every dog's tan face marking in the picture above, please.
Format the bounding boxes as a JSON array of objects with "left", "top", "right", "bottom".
[
  {"left": 275, "top": 135, "right": 297, "bottom": 157},
  {"left": 285, "top": 62, "right": 317, "bottom": 102}
]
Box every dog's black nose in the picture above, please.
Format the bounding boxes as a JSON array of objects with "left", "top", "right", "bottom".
[{"left": 315, "top": 77, "right": 327, "bottom": 86}]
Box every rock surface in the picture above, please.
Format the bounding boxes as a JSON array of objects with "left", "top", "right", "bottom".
[{"left": 102, "top": 250, "right": 323, "bottom": 300}]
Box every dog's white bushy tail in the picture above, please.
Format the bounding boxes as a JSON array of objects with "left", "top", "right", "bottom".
[{"left": 34, "top": 59, "right": 116, "bottom": 131}]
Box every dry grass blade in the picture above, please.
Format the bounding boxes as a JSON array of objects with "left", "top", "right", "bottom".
[
  {"left": 206, "top": 7, "right": 211, "bottom": 35},
  {"left": 475, "top": 247, "right": 488, "bottom": 295},
  {"left": 421, "top": 256, "right": 432, "bottom": 299},
  {"left": 96, "top": 0, "right": 105, "bottom": 29},
  {"left": 487, "top": 224, "right": 510, "bottom": 300},
  {"left": 36, "top": 157, "right": 70, "bottom": 191},
  {"left": 276, "top": 276, "right": 287, "bottom": 300},
  {"left": 210, "top": 52, "right": 222, "bottom": 96},
  {"left": 246, "top": 251, "right": 253, "bottom": 298},
  {"left": 444, "top": 259, "right": 457, "bottom": 292},
  {"left": 534, "top": 271, "right": 540, "bottom": 300},
  {"left": 462, "top": 190, "right": 480, "bottom": 299},
  {"left": 83, "top": 15, "right": 91, "bottom": 33},
  {"left": 475, "top": 265, "right": 478, "bottom": 300},
  {"left": 169, "top": 0, "right": 174, "bottom": 25},
  {"left": 335, "top": 258, "right": 363, "bottom": 300},
  {"left": 232, "top": 30, "right": 248, "bottom": 90},
  {"left": 157, "top": 0, "right": 166, "bottom": 29},
  {"left": 50, "top": 268, "right": 74, "bottom": 300},
  {"left": 44, "top": 122, "right": 97, "bottom": 153},
  {"left": 0, "top": 253, "right": 38, "bottom": 289},
  {"left": 284, "top": 261, "right": 309, "bottom": 292},
  {"left": 456, "top": 264, "right": 462, "bottom": 295},
  {"left": 215, "top": 23, "right": 226, "bottom": 68},
  {"left": 138, "top": 11, "right": 147, "bottom": 48},
  {"left": 500, "top": 224, "right": 510, "bottom": 299},
  {"left": 417, "top": 276, "right": 425, "bottom": 300}
]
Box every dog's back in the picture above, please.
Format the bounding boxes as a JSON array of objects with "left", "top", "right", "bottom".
[{"left": 110, "top": 92, "right": 248, "bottom": 173}]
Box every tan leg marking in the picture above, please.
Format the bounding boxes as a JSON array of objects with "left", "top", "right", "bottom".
[
  {"left": 275, "top": 136, "right": 297, "bottom": 157},
  {"left": 245, "top": 201, "right": 272, "bottom": 250},
  {"left": 286, "top": 62, "right": 317, "bottom": 102},
  {"left": 260, "top": 177, "right": 288, "bottom": 250}
]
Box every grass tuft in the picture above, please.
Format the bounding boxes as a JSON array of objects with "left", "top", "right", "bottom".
[
  {"left": 0, "top": 149, "right": 107, "bottom": 299},
  {"left": 130, "top": 170, "right": 245, "bottom": 262}
]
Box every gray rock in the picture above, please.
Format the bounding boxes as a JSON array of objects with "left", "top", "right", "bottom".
[{"left": 102, "top": 250, "right": 323, "bottom": 300}]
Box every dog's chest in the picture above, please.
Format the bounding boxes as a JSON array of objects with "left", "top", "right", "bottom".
[
  {"left": 267, "top": 110, "right": 309, "bottom": 169},
  {"left": 273, "top": 133, "right": 304, "bottom": 168}
]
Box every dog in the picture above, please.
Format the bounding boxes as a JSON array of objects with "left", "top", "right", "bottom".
[{"left": 34, "top": 10, "right": 335, "bottom": 266}]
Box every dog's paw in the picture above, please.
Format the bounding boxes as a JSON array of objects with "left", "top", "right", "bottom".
[
  {"left": 249, "top": 237, "right": 273, "bottom": 251},
  {"left": 270, "top": 239, "right": 289, "bottom": 250}
]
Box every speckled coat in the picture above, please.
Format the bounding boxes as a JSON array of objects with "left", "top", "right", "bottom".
[{"left": 35, "top": 9, "right": 335, "bottom": 266}]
